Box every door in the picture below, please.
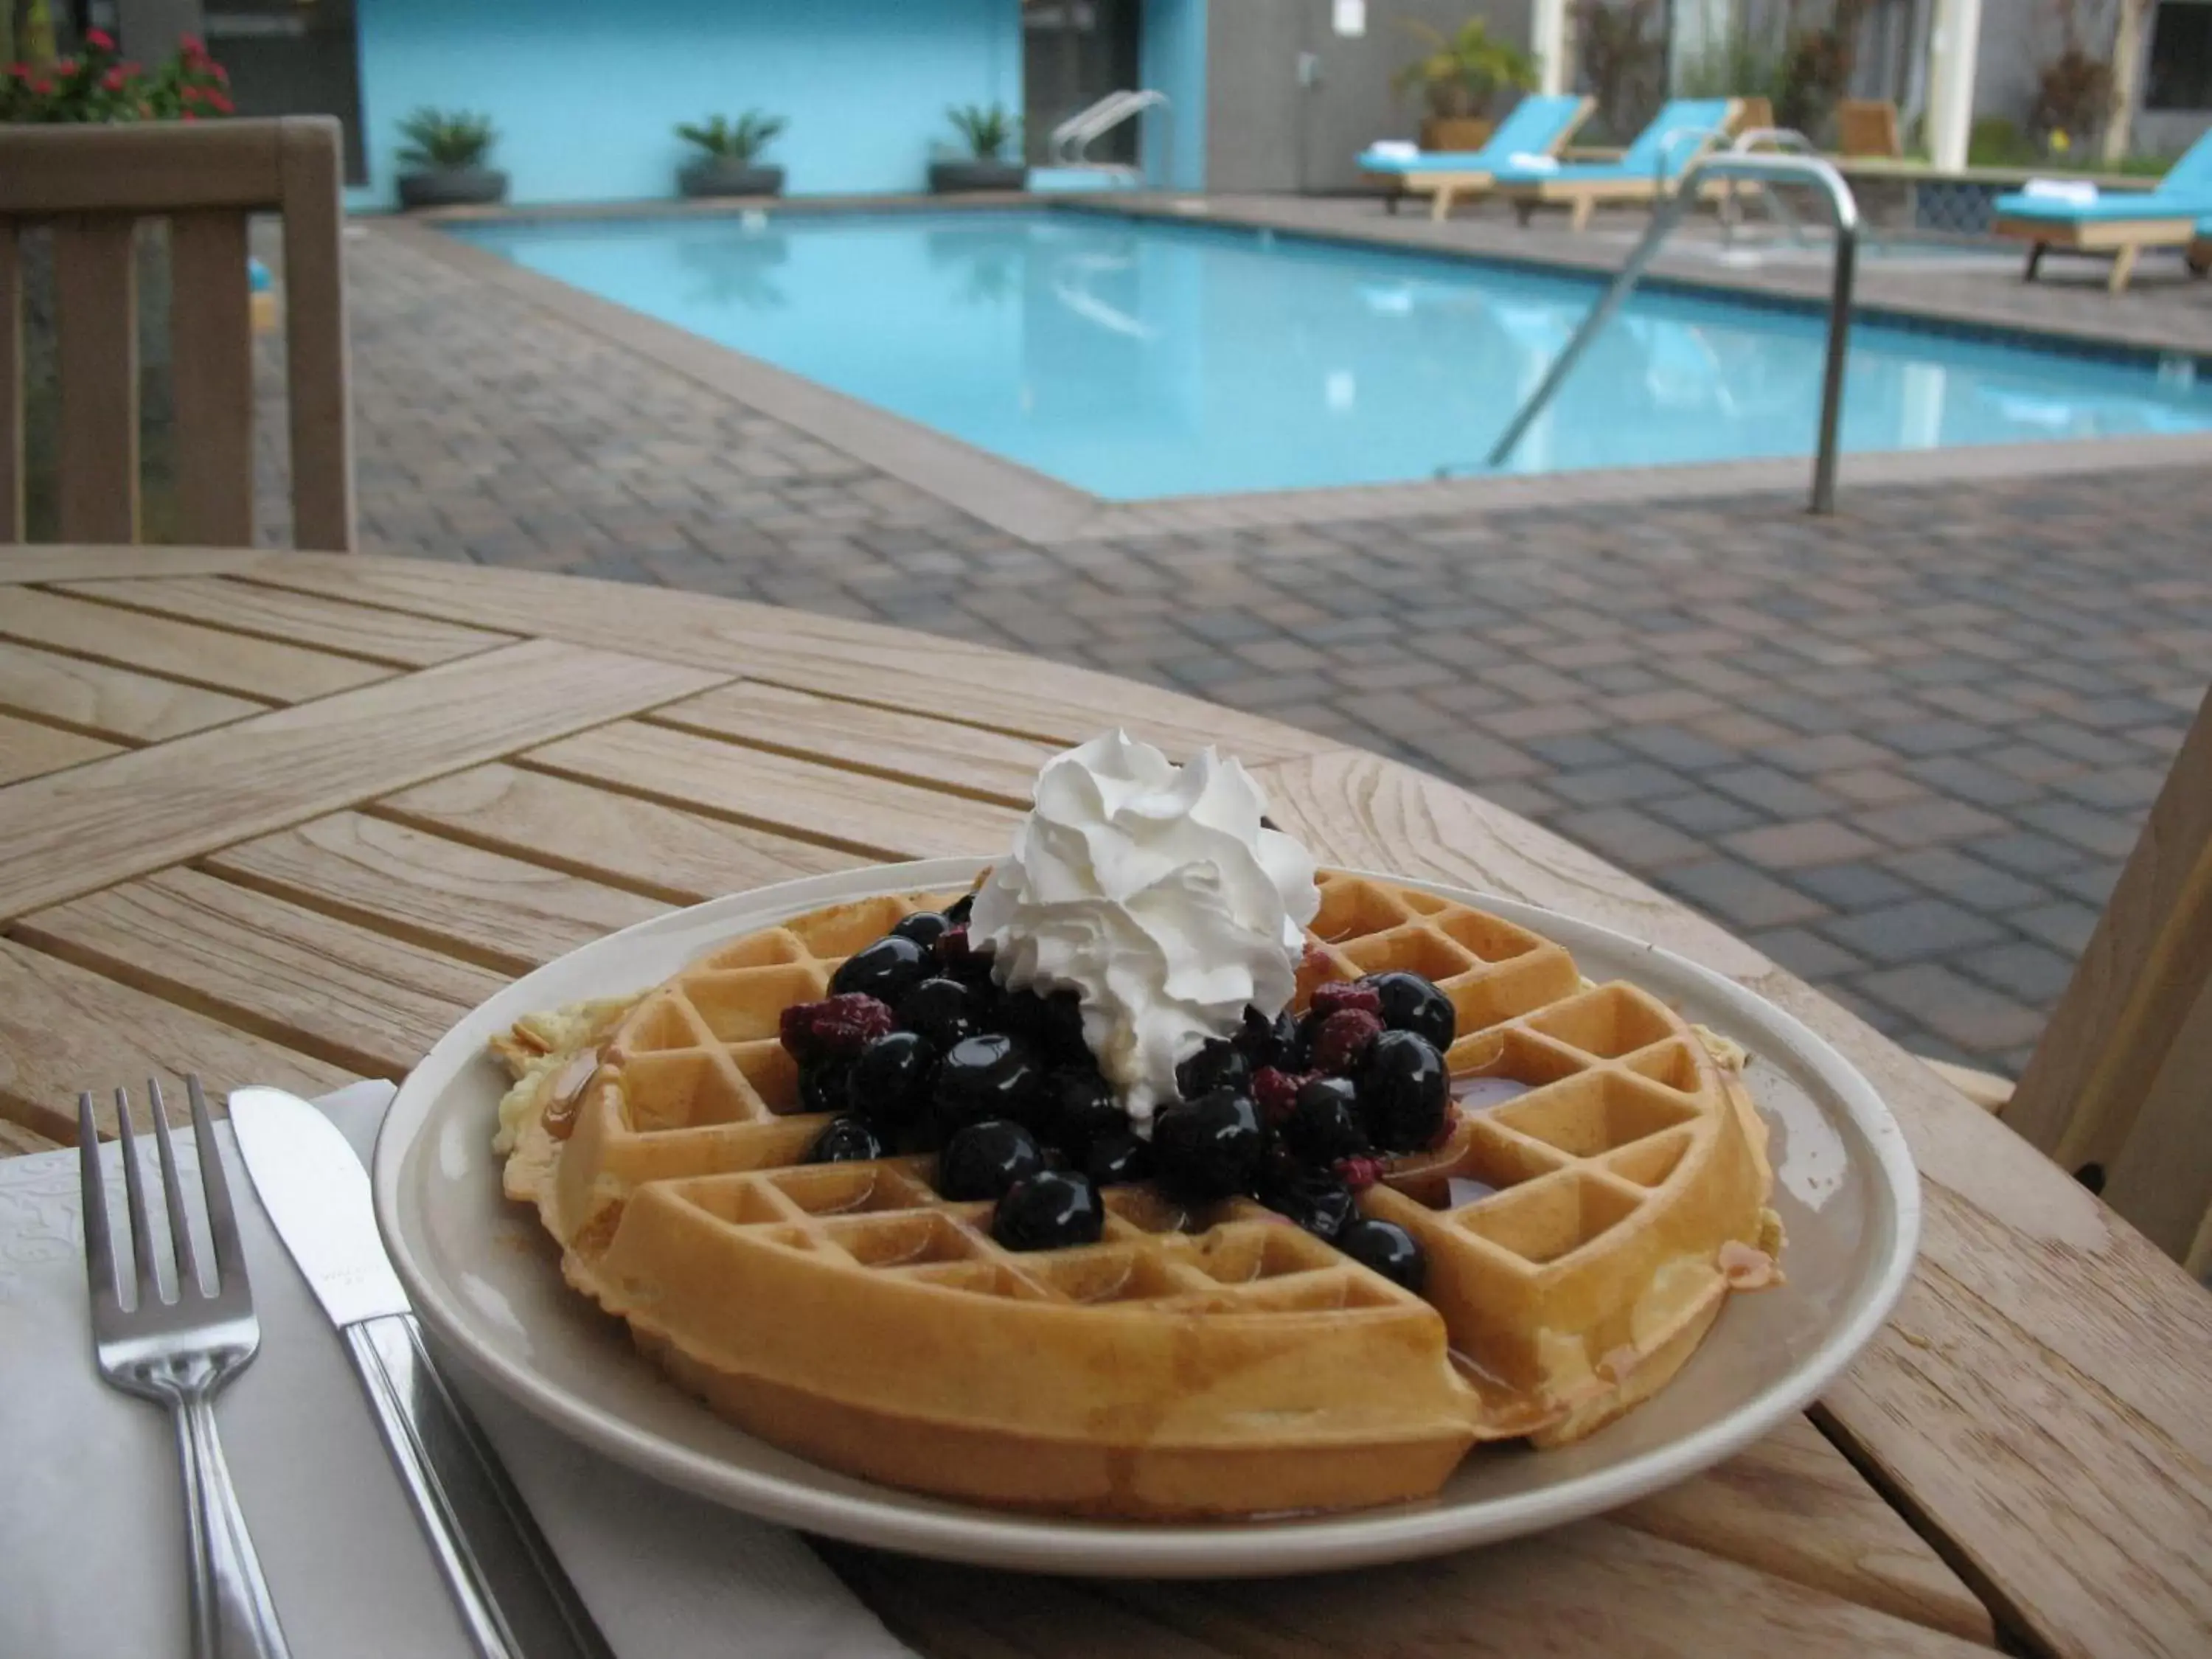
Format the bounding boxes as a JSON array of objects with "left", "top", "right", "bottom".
[{"left": 1204, "top": 0, "right": 1309, "bottom": 192}]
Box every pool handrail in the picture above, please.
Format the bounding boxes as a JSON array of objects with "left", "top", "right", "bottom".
[{"left": 1485, "top": 149, "right": 1862, "bottom": 515}]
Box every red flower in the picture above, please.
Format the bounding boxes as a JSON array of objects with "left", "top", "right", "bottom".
[
  {"left": 181, "top": 83, "right": 204, "bottom": 102},
  {"left": 54, "top": 57, "right": 77, "bottom": 74},
  {"left": 101, "top": 66, "right": 126, "bottom": 91},
  {"left": 210, "top": 63, "right": 229, "bottom": 83},
  {"left": 30, "top": 79, "right": 52, "bottom": 95},
  {"left": 85, "top": 27, "right": 115, "bottom": 50},
  {"left": 206, "top": 89, "right": 232, "bottom": 114},
  {"left": 181, "top": 33, "right": 206, "bottom": 55},
  {"left": 5, "top": 63, "right": 29, "bottom": 77},
  {"left": 180, "top": 109, "right": 198, "bottom": 121}
]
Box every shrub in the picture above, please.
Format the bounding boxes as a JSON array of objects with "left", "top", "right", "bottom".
[
  {"left": 0, "top": 29, "right": 232, "bottom": 122},
  {"left": 947, "top": 102, "right": 1017, "bottom": 161},
  {"left": 1390, "top": 18, "right": 1538, "bottom": 122},
  {"left": 397, "top": 108, "right": 497, "bottom": 170},
  {"left": 675, "top": 111, "right": 785, "bottom": 163},
  {"left": 1572, "top": 0, "right": 1666, "bottom": 143}
]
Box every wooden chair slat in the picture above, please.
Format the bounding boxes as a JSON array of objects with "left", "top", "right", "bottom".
[
  {"left": 279, "top": 121, "right": 355, "bottom": 552},
  {"left": 2006, "top": 684, "right": 2212, "bottom": 1264},
  {"left": 170, "top": 211, "right": 256, "bottom": 548},
  {"left": 0, "top": 122, "right": 284, "bottom": 215},
  {"left": 0, "top": 223, "right": 21, "bottom": 541},
  {"left": 52, "top": 218, "right": 139, "bottom": 543}
]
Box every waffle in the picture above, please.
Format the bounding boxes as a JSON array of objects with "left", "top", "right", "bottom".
[{"left": 494, "top": 872, "right": 1781, "bottom": 1518}]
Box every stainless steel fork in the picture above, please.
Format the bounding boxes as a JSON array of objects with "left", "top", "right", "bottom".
[{"left": 79, "top": 1076, "right": 292, "bottom": 1659}]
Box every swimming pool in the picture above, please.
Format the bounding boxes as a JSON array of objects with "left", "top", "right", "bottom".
[{"left": 452, "top": 209, "right": 2212, "bottom": 501}]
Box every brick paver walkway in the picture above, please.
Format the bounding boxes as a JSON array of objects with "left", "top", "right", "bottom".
[{"left": 257, "top": 223, "right": 2212, "bottom": 1078}]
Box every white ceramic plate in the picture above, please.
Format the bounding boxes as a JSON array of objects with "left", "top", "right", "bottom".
[{"left": 374, "top": 858, "right": 1919, "bottom": 1577}]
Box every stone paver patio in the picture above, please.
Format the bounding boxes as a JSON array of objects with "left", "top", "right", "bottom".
[{"left": 254, "top": 215, "right": 2212, "bottom": 1079}]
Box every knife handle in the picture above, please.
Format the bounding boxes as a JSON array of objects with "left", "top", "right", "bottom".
[{"left": 344, "top": 1314, "right": 613, "bottom": 1659}]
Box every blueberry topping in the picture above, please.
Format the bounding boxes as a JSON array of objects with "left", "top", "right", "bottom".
[
  {"left": 937, "top": 1119, "right": 1045, "bottom": 1201},
  {"left": 1174, "top": 1038, "right": 1251, "bottom": 1103},
  {"left": 1259, "top": 1165, "right": 1357, "bottom": 1240},
  {"left": 1363, "top": 971, "right": 1456, "bottom": 1051},
  {"left": 1233, "top": 1006, "right": 1300, "bottom": 1069},
  {"left": 1150, "top": 1088, "right": 1267, "bottom": 1202},
  {"left": 897, "top": 975, "right": 980, "bottom": 1050},
  {"left": 992, "top": 1170, "right": 1104, "bottom": 1251},
  {"left": 806, "top": 1116, "right": 884, "bottom": 1164},
  {"left": 943, "top": 892, "right": 975, "bottom": 926},
  {"left": 799, "top": 1060, "right": 852, "bottom": 1116},
  {"left": 1042, "top": 1066, "right": 1123, "bottom": 1153},
  {"left": 1282, "top": 1075, "right": 1371, "bottom": 1164},
  {"left": 999, "top": 987, "right": 1091, "bottom": 1066},
  {"left": 1335, "top": 1217, "right": 1426, "bottom": 1291},
  {"left": 891, "top": 910, "right": 951, "bottom": 948},
  {"left": 844, "top": 1031, "right": 936, "bottom": 1128},
  {"left": 932, "top": 1032, "right": 1043, "bottom": 1135},
  {"left": 1085, "top": 1130, "right": 1152, "bottom": 1187},
  {"left": 829, "top": 935, "right": 933, "bottom": 1003},
  {"left": 1358, "top": 1029, "right": 1451, "bottom": 1152}
]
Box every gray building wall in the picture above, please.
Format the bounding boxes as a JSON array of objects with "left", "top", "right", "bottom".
[{"left": 1206, "top": 0, "right": 1530, "bottom": 192}]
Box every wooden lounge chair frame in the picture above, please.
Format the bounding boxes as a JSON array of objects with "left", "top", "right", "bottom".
[
  {"left": 1504, "top": 100, "right": 1742, "bottom": 232},
  {"left": 0, "top": 117, "right": 354, "bottom": 549},
  {"left": 1372, "top": 97, "right": 1596, "bottom": 222},
  {"left": 1993, "top": 209, "right": 2205, "bottom": 294}
]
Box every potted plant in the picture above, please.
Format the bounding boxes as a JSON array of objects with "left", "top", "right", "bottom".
[
  {"left": 1391, "top": 18, "right": 1538, "bottom": 152},
  {"left": 930, "top": 102, "right": 1026, "bottom": 193},
  {"left": 675, "top": 111, "right": 787, "bottom": 198},
  {"left": 395, "top": 108, "right": 505, "bottom": 209}
]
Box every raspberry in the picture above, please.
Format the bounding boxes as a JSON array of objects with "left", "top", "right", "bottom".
[
  {"left": 935, "top": 924, "right": 975, "bottom": 967},
  {"left": 1251, "top": 1065, "right": 1307, "bottom": 1124},
  {"left": 1332, "top": 1154, "right": 1385, "bottom": 1192},
  {"left": 1309, "top": 1008, "right": 1383, "bottom": 1076},
  {"left": 1310, "top": 980, "right": 1383, "bottom": 1020},
  {"left": 779, "top": 993, "right": 896, "bottom": 1064}
]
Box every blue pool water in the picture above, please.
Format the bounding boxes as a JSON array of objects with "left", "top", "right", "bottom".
[{"left": 451, "top": 210, "right": 2212, "bottom": 500}]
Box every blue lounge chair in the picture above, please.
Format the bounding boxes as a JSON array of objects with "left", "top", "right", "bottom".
[
  {"left": 1357, "top": 94, "right": 1593, "bottom": 221},
  {"left": 1992, "top": 130, "right": 2212, "bottom": 293},
  {"left": 1492, "top": 98, "right": 1742, "bottom": 231}
]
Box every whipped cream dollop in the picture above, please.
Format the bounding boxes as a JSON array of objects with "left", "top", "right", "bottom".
[{"left": 970, "top": 731, "right": 1320, "bottom": 1130}]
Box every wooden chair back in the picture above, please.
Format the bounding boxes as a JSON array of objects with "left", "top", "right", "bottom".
[
  {"left": 1836, "top": 100, "right": 1903, "bottom": 159},
  {"left": 0, "top": 116, "right": 354, "bottom": 550},
  {"left": 1732, "top": 97, "right": 1775, "bottom": 136},
  {"left": 2005, "top": 683, "right": 2212, "bottom": 1273}
]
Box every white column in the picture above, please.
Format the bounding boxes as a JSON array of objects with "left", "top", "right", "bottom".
[
  {"left": 1533, "top": 0, "right": 1571, "bottom": 97},
  {"left": 1924, "top": 0, "right": 1986, "bottom": 171}
]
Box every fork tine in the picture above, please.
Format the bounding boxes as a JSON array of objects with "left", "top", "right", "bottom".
[
  {"left": 113, "top": 1086, "right": 164, "bottom": 1307},
  {"left": 147, "top": 1077, "right": 204, "bottom": 1298},
  {"left": 77, "top": 1091, "right": 119, "bottom": 1314},
  {"left": 189, "top": 1077, "right": 248, "bottom": 1290}
]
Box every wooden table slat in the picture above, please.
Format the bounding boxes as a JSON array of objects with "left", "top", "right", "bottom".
[
  {"left": 522, "top": 720, "right": 1018, "bottom": 860},
  {"left": 0, "top": 935, "right": 350, "bottom": 1141},
  {"left": 0, "top": 639, "right": 726, "bottom": 921},
  {"left": 236, "top": 554, "right": 1339, "bottom": 763},
  {"left": 1251, "top": 746, "right": 2212, "bottom": 1659},
  {"left": 15, "top": 867, "right": 505, "bottom": 1080},
  {"left": 0, "top": 711, "right": 119, "bottom": 785},
  {"left": 52, "top": 574, "right": 520, "bottom": 669},
  {"left": 0, "top": 585, "right": 392, "bottom": 703},
  {"left": 0, "top": 639, "right": 271, "bottom": 743},
  {"left": 0, "top": 545, "right": 271, "bottom": 583},
  {"left": 650, "top": 680, "right": 1060, "bottom": 806},
  {"left": 1614, "top": 1414, "right": 1994, "bottom": 1643},
  {"left": 205, "top": 810, "right": 671, "bottom": 978},
  {"left": 375, "top": 762, "right": 864, "bottom": 905}
]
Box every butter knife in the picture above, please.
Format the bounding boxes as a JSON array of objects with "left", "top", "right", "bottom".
[{"left": 229, "top": 1087, "right": 612, "bottom": 1659}]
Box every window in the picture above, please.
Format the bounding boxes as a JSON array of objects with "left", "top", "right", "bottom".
[{"left": 2147, "top": 0, "right": 2212, "bottom": 111}]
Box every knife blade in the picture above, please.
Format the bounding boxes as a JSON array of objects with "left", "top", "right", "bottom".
[{"left": 229, "top": 1087, "right": 612, "bottom": 1659}]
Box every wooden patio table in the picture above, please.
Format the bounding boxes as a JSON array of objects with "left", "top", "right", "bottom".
[{"left": 1, "top": 544, "right": 2206, "bottom": 1659}]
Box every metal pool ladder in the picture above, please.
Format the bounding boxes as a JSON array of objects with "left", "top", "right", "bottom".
[{"left": 1486, "top": 142, "right": 1864, "bottom": 515}]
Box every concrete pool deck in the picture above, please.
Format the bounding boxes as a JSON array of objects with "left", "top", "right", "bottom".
[{"left": 244, "top": 199, "right": 2212, "bottom": 1079}]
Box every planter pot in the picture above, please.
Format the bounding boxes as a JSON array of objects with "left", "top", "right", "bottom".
[
  {"left": 678, "top": 160, "right": 786, "bottom": 199},
  {"left": 397, "top": 167, "right": 509, "bottom": 210},
  {"left": 1419, "top": 116, "right": 1495, "bottom": 153},
  {"left": 929, "top": 159, "right": 1029, "bottom": 194}
]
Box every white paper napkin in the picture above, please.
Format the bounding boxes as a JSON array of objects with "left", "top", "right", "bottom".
[{"left": 0, "top": 1082, "right": 914, "bottom": 1659}]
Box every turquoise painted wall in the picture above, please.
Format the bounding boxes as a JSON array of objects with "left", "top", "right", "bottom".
[
  {"left": 1139, "top": 0, "right": 1206, "bottom": 190},
  {"left": 353, "top": 0, "right": 1023, "bottom": 209}
]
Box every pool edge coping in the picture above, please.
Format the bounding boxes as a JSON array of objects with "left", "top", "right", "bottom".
[{"left": 374, "top": 206, "right": 2212, "bottom": 547}]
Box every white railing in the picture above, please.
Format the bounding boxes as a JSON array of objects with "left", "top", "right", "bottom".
[{"left": 1047, "top": 89, "right": 1172, "bottom": 183}]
